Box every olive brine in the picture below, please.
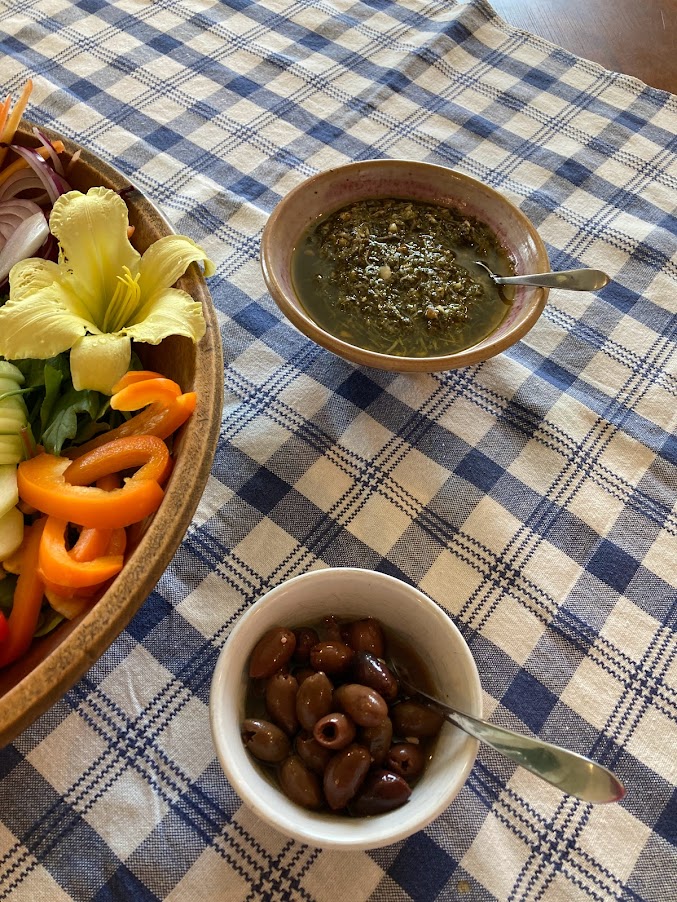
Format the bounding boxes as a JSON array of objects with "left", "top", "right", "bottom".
[
  {"left": 241, "top": 616, "right": 445, "bottom": 816},
  {"left": 292, "top": 198, "right": 515, "bottom": 357}
]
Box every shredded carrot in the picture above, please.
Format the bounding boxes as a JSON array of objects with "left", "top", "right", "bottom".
[
  {"left": 0, "top": 518, "right": 46, "bottom": 668},
  {"left": 0, "top": 96, "right": 11, "bottom": 145},
  {"left": 0, "top": 79, "right": 33, "bottom": 168}
]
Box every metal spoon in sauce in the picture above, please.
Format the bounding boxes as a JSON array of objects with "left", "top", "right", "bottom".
[
  {"left": 474, "top": 260, "right": 610, "bottom": 291},
  {"left": 391, "top": 663, "right": 625, "bottom": 804}
]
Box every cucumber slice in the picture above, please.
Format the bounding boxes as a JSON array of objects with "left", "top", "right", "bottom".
[
  {"left": 0, "top": 403, "right": 25, "bottom": 418},
  {"left": 0, "top": 398, "right": 27, "bottom": 417},
  {"left": 0, "top": 378, "right": 24, "bottom": 395},
  {"left": 0, "top": 417, "right": 25, "bottom": 434},
  {"left": 0, "top": 506, "right": 23, "bottom": 561},
  {"left": 0, "top": 465, "right": 18, "bottom": 519},
  {"left": 0, "top": 362, "right": 24, "bottom": 383},
  {"left": 0, "top": 435, "right": 23, "bottom": 463}
]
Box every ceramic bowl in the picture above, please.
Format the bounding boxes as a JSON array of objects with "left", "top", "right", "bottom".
[
  {"left": 260, "top": 159, "right": 550, "bottom": 370},
  {"left": 210, "top": 568, "right": 482, "bottom": 850},
  {"left": 0, "top": 124, "right": 224, "bottom": 747}
]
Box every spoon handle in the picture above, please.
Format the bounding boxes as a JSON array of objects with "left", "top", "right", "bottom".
[
  {"left": 492, "top": 268, "right": 610, "bottom": 290},
  {"left": 446, "top": 708, "right": 624, "bottom": 803},
  {"left": 403, "top": 682, "right": 625, "bottom": 803}
]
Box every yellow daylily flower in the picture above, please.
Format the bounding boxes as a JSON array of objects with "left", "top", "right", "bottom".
[{"left": 0, "top": 187, "right": 215, "bottom": 393}]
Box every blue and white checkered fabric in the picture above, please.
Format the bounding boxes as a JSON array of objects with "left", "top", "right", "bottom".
[{"left": 1, "top": 0, "right": 675, "bottom": 899}]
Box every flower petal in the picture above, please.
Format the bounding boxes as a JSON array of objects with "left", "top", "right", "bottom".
[
  {"left": 9, "top": 257, "right": 100, "bottom": 323},
  {"left": 0, "top": 271, "right": 92, "bottom": 360},
  {"left": 124, "top": 287, "right": 206, "bottom": 345},
  {"left": 137, "top": 234, "right": 215, "bottom": 307},
  {"left": 48, "top": 187, "right": 140, "bottom": 327},
  {"left": 70, "top": 333, "right": 131, "bottom": 394},
  {"left": 9, "top": 257, "right": 61, "bottom": 299}
]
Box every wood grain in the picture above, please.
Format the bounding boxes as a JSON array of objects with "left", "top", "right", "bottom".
[
  {"left": 0, "top": 126, "right": 224, "bottom": 748},
  {"left": 489, "top": 0, "right": 677, "bottom": 94}
]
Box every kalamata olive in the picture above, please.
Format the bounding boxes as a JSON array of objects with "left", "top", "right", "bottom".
[
  {"left": 265, "top": 671, "right": 299, "bottom": 735},
  {"left": 249, "top": 677, "right": 267, "bottom": 699},
  {"left": 294, "top": 667, "right": 316, "bottom": 685},
  {"left": 293, "top": 628, "right": 319, "bottom": 665},
  {"left": 359, "top": 717, "right": 393, "bottom": 765},
  {"left": 349, "top": 769, "right": 412, "bottom": 816},
  {"left": 309, "top": 641, "right": 354, "bottom": 675},
  {"left": 242, "top": 617, "right": 440, "bottom": 818},
  {"left": 322, "top": 615, "right": 345, "bottom": 641},
  {"left": 334, "top": 683, "right": 388, "bottom": 727},
  {"left": 352, "top": 651, "right": 399, "bottom": 701},
  {"left": 296, "top": 671, "right": 334, "bottom": 731},
  {"left": 391, "top": 701, "right": 445, "bottom": 738},
  {"left": 249, "top": 627, "right": 296, "bottom": 678},
  {"left": 278, "top": 755, "right": 324, "bottom": 810},
  {"left": 323, "top": 744, "right": 371, "bottom": 810},
  {"left": 386, "top": 743, "right": 426, "bottom": 780},
  {"left": 313, "top": 712, "right": 356, "bottom": 749},
  {"left": 295, "top": 732, "right": 333, "bottom": 774},
  {"left": 346, "top": 618, "right": 385, "bottom": 657},
  {"left": 241, "top": 718, "right": 291, "bottom": 763}
]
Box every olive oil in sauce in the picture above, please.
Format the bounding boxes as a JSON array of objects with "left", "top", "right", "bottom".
[{"left": 292, "top": 198, "right": 515, "bottom": 357}]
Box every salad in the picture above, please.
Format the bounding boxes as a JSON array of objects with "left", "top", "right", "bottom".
[{"left": 0, "top": 81, "right": 215, "bottom": 667}]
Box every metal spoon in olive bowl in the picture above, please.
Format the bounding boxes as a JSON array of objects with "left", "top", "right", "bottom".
[
  {"left": 392, "top": 663, "right": 625, "bottom": 804},
  {"left": 475, "top": 260, "right": 610, "bottom": 291}
]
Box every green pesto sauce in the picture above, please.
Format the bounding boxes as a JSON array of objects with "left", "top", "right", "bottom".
[{"left": 292, "top": 198, "right": 515, "bottom": 357}]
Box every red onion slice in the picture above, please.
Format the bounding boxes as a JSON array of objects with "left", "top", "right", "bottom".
[
  {"left": 0, "top": 167, "right": 49, "bottom": 205},
  {"left": 32, "top": 127, "right": 66, "bottom": 177},
  {"left": 0, "top": 199, "right": 43, "bottom": 244},
  {"left": 9, "top": 145, "right": 70, "bottom": 204},
  {"left": 0, "top": 211, "right": 50, "bottom": 283}
]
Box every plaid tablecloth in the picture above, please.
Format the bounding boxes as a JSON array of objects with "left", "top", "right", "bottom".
[{"left": 1, "top": 0, "right": 676, "bottom": 899}]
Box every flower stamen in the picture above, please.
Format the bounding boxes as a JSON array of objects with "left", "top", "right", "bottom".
[{"left": 103, "top": 266, "right": 142, "bottom": 333}]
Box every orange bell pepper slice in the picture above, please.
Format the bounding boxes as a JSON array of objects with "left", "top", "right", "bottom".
[
  {"left": 96, "top": 473, "right": 122, "bottom": 491},
  {"left": 66, "top": 392, "right": 197, "bottom": 459},
  {"left": 111, "top": 370, "right": 168, "bottom": 392},
  {"left": 18, "top": 452, "right": 165, "bottom": 530},
  {"left": 0, "top": 519, "right": 46, "bottom": 668},
  {"left": 43, "top": 526, "right": 127, "bottom": 599},
  {"left": 64, "top": 434, "right": 170, "bottom": 487},
  {"left": 39, "top": 516, "right": 124, "bottom": 589},
  {"left": 69, "top": 527, "right": 113, "bottom": 563},
  {"left": 110, "top": 377, "right": 182, "bottom": 412},
  {"left": 71, "top": 524, "right": 127, "bottom": 569},
  {"left": 63, "top": 475, "right": 123, "bottom": 565}
]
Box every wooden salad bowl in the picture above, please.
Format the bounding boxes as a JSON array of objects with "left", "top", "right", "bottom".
[{"left": 0, "top": 124, "right": 223, "bottom": 747}]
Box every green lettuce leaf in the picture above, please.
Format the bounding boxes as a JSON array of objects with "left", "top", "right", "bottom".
[{"left": 41, "top": 385, "right": 105, "bottom": 455}]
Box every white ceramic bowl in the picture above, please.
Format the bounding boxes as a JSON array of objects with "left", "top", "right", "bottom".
[
  {"left": 260, "top": 159, "right": 550, "bottom": 372},
  {"left": 209, "top": 568, "right": 482, "bottom": 850}
]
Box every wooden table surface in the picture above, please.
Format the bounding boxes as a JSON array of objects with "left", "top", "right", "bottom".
[{"left": 489, "top": 0, "right": 677, "bottom": 94}]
